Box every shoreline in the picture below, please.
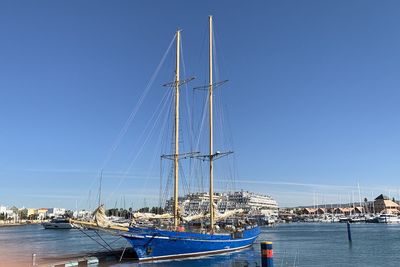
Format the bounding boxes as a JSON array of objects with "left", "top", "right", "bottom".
[{"left": 0, "top": 221, "right": 41, "bottom": 228}]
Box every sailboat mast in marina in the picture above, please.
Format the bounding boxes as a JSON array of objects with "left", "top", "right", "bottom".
[
  {"left": 208, "top": 15, "right": 215, "bottom": 231},
  {"left": 173, "top": 29, "right": 181, "bottom": 229}
]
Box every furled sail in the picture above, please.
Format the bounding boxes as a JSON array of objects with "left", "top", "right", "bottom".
[
  {"left": 92, "top": 204, "right": 112, "bottom": 227},
  {"left": 92, "top": 205, "right": 130, "bottom": 228},
  {"left": 132, "top": 212, "right": 173, "bottom": 220},
  {"left": 215, "top": 209, "right": 244, "bottom": 220},
  {"left": 181, "top": 213, "right": 206, "bottom": 222}
]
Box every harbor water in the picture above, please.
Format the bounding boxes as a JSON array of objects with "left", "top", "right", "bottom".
[{"left": 1, "top": 223, "right": 400, "bottom": 266}]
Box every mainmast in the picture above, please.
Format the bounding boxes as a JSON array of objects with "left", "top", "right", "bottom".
[
  {"left": 208, "top": 16, "right": 215, "bottom": 231},
  {"left": 174, "top": 30, "right": 181, "bottom": 229}
]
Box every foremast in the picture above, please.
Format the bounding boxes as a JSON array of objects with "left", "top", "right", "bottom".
[
  {"left": 174, "top": 30, "right": 181, "bottom": 229},
  {"left": 208, "top": 16, "right": 215, "bottom": 232}
]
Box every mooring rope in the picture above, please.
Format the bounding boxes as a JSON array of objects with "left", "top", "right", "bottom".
[{"left": 77, "top": 228, "right": 113, "bottom": 252}]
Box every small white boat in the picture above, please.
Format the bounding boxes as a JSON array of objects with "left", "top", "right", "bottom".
[
  {"left": 42, "top": 218, "right": 74, "bottom": 229},
  {"left": 349, "top": 216, "right": 366, "bottom": 223},
  {"left": 377, "top": 214, "right": 400, "bottom": 224}
]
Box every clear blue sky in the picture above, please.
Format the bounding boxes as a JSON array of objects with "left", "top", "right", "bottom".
[{"left": 1, "top": 1, "right": 400, "bottom": 209}]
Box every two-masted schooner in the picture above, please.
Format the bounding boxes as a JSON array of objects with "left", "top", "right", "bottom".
[{"left": 119, "top": 16, "right": 260, "bottom": 261}]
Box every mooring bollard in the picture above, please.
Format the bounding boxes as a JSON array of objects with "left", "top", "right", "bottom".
[
  {"left": 261, "top": 241, "right": 273, "bottom": 267},
  {"left": 347, "top": 221, "right": 352, "bottom": 242},
  {"left": 32, "top": 253, "right": 36, "bottom": 266}
]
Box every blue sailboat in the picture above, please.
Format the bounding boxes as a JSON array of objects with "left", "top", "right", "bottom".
[
  {"left": 122, "top": 16, "right": 260, "bottom": 261},
  {"left": 122, "top": 225, "right": 260, "bottom": 260}
]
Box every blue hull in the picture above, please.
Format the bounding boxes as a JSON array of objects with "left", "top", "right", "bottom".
[{"left": 122, "top": 226, "right": 260, "bottom": 260}]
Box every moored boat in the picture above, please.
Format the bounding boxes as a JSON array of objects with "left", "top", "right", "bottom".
[
  {"left": 349, "top": 216, "right": 366, "bottom": 223},
  {"left": 122, "top": 225, "right": 260, "bottom": 260},
  {"left": 121, "top": 16, "right": 260, "bottom": 260},
  {"left": 377, "top": 213, "right": 400, "bottom": 224},
  {"left": 42, "top": 218, "right": 74, "bottom": 229}
]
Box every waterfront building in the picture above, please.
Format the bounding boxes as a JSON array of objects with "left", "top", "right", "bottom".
[
  {"left": 73, "top": 210, "right": 91, "bottom": 219},
  {"left": 302, "top": 208, "right": 317, "bottom": 215},
  {"left": 47, "top": 208, "right": 66, "bottom": 218},
  {"left": 333, "top": 207, "right": 353, "bottom": 215},
  {"left": 0, "top": 205, "right": 6, "bottom": 214},
  {"left": 373, "top": 194, "right": 399, "bottom": 214},
  {"left": 0, "top": 206, "right": 17, "bottom": 222},
  {"left": 27, "top": 208, "right": 38, "bottom": 217},
  {"left": 165, "top": 190, "right": 278, "bottom": 217},
  {"left": 37, "top": 208, "right": 49, "bottom": 220}
]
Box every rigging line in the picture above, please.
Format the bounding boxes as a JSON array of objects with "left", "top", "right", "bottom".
[
  {"left": 137, "top": 89, "right": 174, "bottom": 204},
  {"left": 213, "top": 26, "right": 236, "bottom": 191},
  {"left": 124, "top": 88, "right": 172, "bottom": 171},
  {"left": 197, "top": 22, "right": 208, "bottom": 73},
  {"left": 107, "top": 235, "right": 123, "bottom": 245},
  {"left": 212, "top": 29, "right": 226, "bottom": 150},
  {"left": 77, "top": 229, "right": 113, "bottom": 252},
  {"left": 213, "top": 24, "right": 229, "bottom": 153},
  {"left": 212, "top": 26, "right": 220, "bottom": 87},
  {"left": 109, "top": 90, "right": 172, "bottom": 204},
  {"left": 162, "top": 164, "right": 173, "bottom": 206},
  {"left": 196, "top": 159, "right": 205, "bottom": 193},
  {"left": 180, "top": 35, "right": 194, "bottom": 152},
  {"left": 214, "top": 24, "right": 231, "bottom": 81},
  {"left": 106, "top": 89, "right": 173, "bottom": 201},
  {"left": 218, "top": 69, "right": 236, "bottom": 186},
  {"left": 94, "top": 230, "right": 115, "bottom": 252},
  {"left": 195, "top": 92, "right": 209, "bottom": 151},
  {"left": 161, "top": 94, "right": 174, "bottom": 209},
  {"left": 225, "top": 106, "right": 238, "bottom": 191},
  {"left": 179, "top": 160, "right": 189, "bottom": 196},
  {"left": 102, "top": 33, "right": 177, "bottom": 169},
  {"left": 160, "top": 98, "right": 174, "bottom": 208},
  {"left": 159, "top": 157, "right": 163, "bottom": 208},
  {"left": 161, "top": 164, "right": 173, "bottom": 211},
  {"left": 85, "top": 34, "right": 177, "bottom": 202},
  {"left": 225, "top": 109, "right": 237, "bottom": 191}
]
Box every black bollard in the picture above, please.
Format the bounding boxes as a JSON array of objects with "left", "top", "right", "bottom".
[{"left": 347, "top": 221, "right": 352, "bottom": 242}]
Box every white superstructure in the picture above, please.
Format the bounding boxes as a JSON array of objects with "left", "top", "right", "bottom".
[
  {"left": 165, "top": 190, "right": 278, "bottom": 217},
  {"left": 377, "top": 213, "right": 400, "bottom": 224}
]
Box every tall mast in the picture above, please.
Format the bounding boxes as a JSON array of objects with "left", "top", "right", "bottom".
[
  {"left": 208, "top": 15, "right": 215, "bottom": 231},
  {"left": 173, "top": 30, "right": 181, "bottom": 229}
]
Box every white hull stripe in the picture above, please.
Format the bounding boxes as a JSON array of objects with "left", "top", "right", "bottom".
[
  {"left": 124, "top": 234, "right": 258, "bottom": 243},
  {"left": 137, "top": 243, "right": 254, "bottom": 261}
]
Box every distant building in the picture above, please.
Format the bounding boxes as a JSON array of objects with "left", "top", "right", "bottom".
[
  {"left": 73, "top": 210, "right": 91, "bottom": 219},
  {"left": 47, "top": 208, "right": 66, "bottom": 218},
  {"left": 302, "top": 208, "right": 317, "bottom": 215},
  {"left": 27, "top": 208, "right": 38, "bottom": 217},
  {"left": 0, "top": 205, "right": 6, "bottom": 214},
  {"left": 0, "top": 206, "right": 17, "bottom": 221},
  {"left": 373, "top": 194, "right": 399, "bottom": 214},
  {"left": 37, "top": 208, "right": 49, "bottom": 220},
  {"left": 165, "top": 191, "right": 278, "bottom": 217}
]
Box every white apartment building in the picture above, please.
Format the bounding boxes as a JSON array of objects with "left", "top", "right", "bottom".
[
  {"left": 165, "top": 190, "right": 278, "bottom": 217},
  {"left": 47, "top": 208, "right": 66, "bottom": 218},
  {"left": 0, "top": 205, "right": 6, "bottom": 214}
]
